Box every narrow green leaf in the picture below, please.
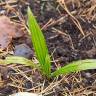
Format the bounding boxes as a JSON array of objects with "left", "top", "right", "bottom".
[
  {"left": 0, "top": 56, "right": 37, "bottom": 68},
  {"left": 27, "top": 7, "right": 51, "bottom": 76},
  {"left": 43, "top": 54, "right": 51, "bottom": 77},
  {"left": 51, "top": 59, "right": 96, "bottom": 77}
]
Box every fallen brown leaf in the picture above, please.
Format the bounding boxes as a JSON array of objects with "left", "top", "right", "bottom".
[{"left": 0, "top": 16, "right": 24, "bottom": 50}]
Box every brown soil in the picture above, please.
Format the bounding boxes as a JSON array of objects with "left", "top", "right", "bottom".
[{"left": 0, "top": 0, "right": 96, "bottom": 96}]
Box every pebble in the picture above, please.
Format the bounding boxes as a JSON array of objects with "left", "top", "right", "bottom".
[
  {"left": 9, "top": 92, "right": 42, "bottom": 96},
  {"left": 81, "top": 72, "right": 91, "bottom": 78},
  {"left": 24, "top": 80, "right": 32, "bottom": 89},
  {"left": 14, "top": 44, "right": 33, "bottom": 58}
]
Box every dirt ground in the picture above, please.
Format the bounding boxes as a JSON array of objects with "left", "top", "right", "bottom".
[{"left": 0, "top": 0, "right": 96, "bottom": 96}]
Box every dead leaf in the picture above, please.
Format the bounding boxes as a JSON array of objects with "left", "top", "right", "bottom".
[
  {"left": 91, "top": 0, "right": 96, "bottom": 5},
  {"left": 0, "top": 16, "right": 24, "bottom": 50}
]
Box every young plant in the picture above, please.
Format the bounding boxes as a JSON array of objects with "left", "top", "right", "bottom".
[
  {"left": 0, "top": 7, "right": 96, "bottom": 78},
  {"left": 27, "top": 7, "right": 51, "bottom": 77}
]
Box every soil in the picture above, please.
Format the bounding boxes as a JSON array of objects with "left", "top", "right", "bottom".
[{"left": 0, "top": 0, "right": 96, "bottom": 96}]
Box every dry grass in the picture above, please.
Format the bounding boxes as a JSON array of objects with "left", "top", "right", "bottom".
[{"left": 0, "top": 0, "right": 96, "bottom": 96}]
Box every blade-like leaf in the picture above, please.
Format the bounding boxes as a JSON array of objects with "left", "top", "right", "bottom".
[
  {"left": 27, "top": 7, "right": 51, "bottom": 77},
  {"left": 43, "top": 54, "right": 51, "bottom": 76},
  {"left": 0, "top": 56, "right": 37, "bottom": 68},
  {"left": 51, "top": 59, "right": 96, "bottom": 77}
]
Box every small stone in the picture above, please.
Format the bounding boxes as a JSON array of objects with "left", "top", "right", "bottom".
[
  {"left": 24, "top": 81, "right": 32, "bottom": 89},
  {"left": 9, "top": 92, "right": 42, "bottom": 96},
  {"left": 81, "top": 72, "right": 91, "bottom": 78},
  {"left": 84, "top": 72, "right": 91, "bottom": 78},
  {"left": 14, "top": 44, "right": 33, "bottom": 58}
]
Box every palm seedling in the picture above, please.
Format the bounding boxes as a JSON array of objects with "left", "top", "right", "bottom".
[{"left": 1, "top": 7, "right": 96, "bottom": 78}]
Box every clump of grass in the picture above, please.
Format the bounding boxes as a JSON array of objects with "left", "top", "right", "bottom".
[{"left": 1, "top": 7, "right": 96, "bottom": 78}]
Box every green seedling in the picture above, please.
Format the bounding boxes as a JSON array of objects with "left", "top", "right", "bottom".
[
  {"left": 0, "top": 7, "right": 96, "bottom": 78},
  {"left": 27, "top": 7, "right": 51, "bottom": 77}
]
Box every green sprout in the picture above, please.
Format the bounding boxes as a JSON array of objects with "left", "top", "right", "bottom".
[{"left": 0, "top": 7, "right": 96, "bottom": 78}]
